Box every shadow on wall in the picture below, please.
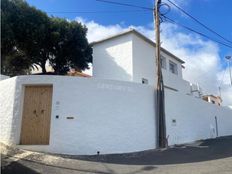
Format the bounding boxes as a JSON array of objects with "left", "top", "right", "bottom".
[
  {"left": 94, "top": 51, "right": 132, "bottom": 82},
  {"left": 65, "top": 136, "right": 232, "bottom": 165}
]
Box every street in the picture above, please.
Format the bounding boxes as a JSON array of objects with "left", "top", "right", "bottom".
[{"left": 1, "top": 136, "right": 232, "bottom": 174}]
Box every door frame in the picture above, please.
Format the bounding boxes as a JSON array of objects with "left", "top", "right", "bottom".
[{"left": 19, "top": 84, "right": 53, "bottom": 145}]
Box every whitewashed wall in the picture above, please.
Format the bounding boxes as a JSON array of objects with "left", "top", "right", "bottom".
[
  {"left": 165, "top": 89, "right": 232, "bottom": 145},
  {"left": 0, "top": 75, "right": 232, "bottom": 155},
  {"left": 93, "top": 34, "right": 133, "bottom": 81},
  {"left": 132, "top": 34, "right": 156, "bottom": 85},
  {"left": 0, "top": 74, "right": 10, "bottom": 80},
  {"left": 0, "top": 77, "right": 17, "bottom": 144},
  {"left": 0, "top": 75, "right": 156, "bottom": 155},
  {"left": 93, "top": 32, "right": 185, "bottom": 90}
]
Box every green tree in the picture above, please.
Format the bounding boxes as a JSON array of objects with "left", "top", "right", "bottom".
[
  {"left": 49, "top": 18, "right": 92, "bottom": 74},
  {"left": 1, "top": 0, "right": 92, "bottom": 76},
  {"left": 9, "top": 0, "right": 51, "bottom": 74},
  {"left": 1, "top": 0, "right": 50, "bottom": 75},
  {"left": 1, "top": 0, "right": 32, "bottom": 76}
]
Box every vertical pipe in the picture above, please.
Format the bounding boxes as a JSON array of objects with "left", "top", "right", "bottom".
[{"left": 215, "top": 116, "right": 218, "bottom": 137}]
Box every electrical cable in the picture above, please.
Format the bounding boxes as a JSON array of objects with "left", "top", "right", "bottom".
[
  {"left": 95, "top": 0, "right": 232, "bottom": 48},
  {"left": 46, "top": 10, "right": 150, "bottom": 14},
  {"left": 163, "top": 16, "right": 232, "bottom": 49},
  {"left": 96, "top": 0, "right": 153, "bottom": 11},
  {"left": 167, "top": 0, "right": 232, "bottom": 45},
  {"left": 159, "top": 3, "right": 171, "bottom": 16}
]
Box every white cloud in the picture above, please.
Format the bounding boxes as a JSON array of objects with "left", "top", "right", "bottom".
[
  {"left": 76, "top": 17, "right": 127, "bottom": 43},
  {"left": 217, "top": 67, "right": 232, "bottom": 107},
  {"left": 77, "top": 17, "right": 232, "bottom": 107}
]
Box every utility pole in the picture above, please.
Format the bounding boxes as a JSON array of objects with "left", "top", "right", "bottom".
[
  {"left": 225, "top": 56, "right": 232, "bottom": 86},
  {"left": 154, "top": 0, "right": 167, "bottom": 148}
]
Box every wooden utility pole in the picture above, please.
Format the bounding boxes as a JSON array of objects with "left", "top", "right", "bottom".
[{"left": 154, "top": 0, "right": 167, "bottom": 148}]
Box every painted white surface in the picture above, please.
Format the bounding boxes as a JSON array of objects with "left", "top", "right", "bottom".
[
  {"left": 0, "top": 77, "right": 17, "bottom": 144},
  {"left": 0, "top": 75, "right": 156, "bottom": 155},
  {"left": 1, "top": 75, "right": 232, "bottom": 155},
  {"left": 0, "top": 74, "right": 10, "bottom": 80},
  {"left": 131, "top": 34, "right": 186, "bottom": 92},
  {"left": 92, "top": 32, "right": 186, "bottom": 91},
  {"left": 165, "top": 89, "right": 232, "bottom": 145},
  {"left": 132, "top": 34, "right": 156, "bottom": 86},
  {"left": 93, "top": 34, "right": 133, "bottom": 81},
  {"left": 1, "top": 32, "right": 232, "bottom": 155}
]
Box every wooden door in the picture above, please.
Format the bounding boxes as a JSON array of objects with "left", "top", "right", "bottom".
[{"left": 20, "top": 85, "right": 53, "bottom": 145}]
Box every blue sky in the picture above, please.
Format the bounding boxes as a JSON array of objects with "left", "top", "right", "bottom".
[
  {"left": 26, "top": 0, "right": 232, "bottom": 105},
  {"left": 26, "top": 0, "right": 232, "bottom": 62}
]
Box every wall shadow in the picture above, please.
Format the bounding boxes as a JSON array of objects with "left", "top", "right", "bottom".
[
  {"left": 65, "top": 136, "right": 232, "bottom": 165},
  {"left": 93, "top": 51, "right": 132, "bottom": 81}
]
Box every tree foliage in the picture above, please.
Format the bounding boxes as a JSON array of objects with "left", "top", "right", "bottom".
[{"left": 1, "top": 0, "right": 92, "bottom": 76}]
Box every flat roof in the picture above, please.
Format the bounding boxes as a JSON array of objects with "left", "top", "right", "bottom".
[{"left": 91, "top": 29, "right": 185, "bottom": 64}]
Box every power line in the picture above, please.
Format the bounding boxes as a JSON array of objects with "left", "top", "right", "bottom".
[
  {"left": 95, "top": 0, "right": 232, "bottom": 48},
  {"left": 164, "top": 16, "right": 232, "bottom": 49},
  {"left": 167, "top": 0, "right": 232, "bottom": 45},
  {"left": 46, "top": 10, "right": 150, "bottom": 14},
  {"left": 96, "top": 0, "right": 153, "bottom": 11}
]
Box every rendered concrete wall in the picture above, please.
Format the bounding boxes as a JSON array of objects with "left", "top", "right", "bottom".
[
  {"left": 165, "top": 89, "right": 232, "bottom": 145},
  {"left": 93, "top": 34, "right": 133, "bottom": 81},
  {"left": 0, "top": 77, "right": 17, "bottom": 144},
  {"left": 93, "top": 33, "right": 186, "bottom": 92},
  {"left": 132, "top": 34, "right": 184, "bottom": 89},
  {"left": 0, "top": 74, "right": 10, "bottom": 81},
  {"left": 132, "top": 34, "right": 156, "bottom": 85},
  {"left": 0, "top": 75, "right": 231, "bottom": 155},
  {"left": 0, "top": 75, "right": 156, "bottom": 155}
]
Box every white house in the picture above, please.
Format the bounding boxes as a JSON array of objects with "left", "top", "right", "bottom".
[
  {"left": 0, "top": 29, "right": 232, "bottom": 155},
  {"left": 92, "top": 29, "right": 193, "bottom": 95}
]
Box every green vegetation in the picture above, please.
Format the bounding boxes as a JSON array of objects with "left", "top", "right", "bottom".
[{"left": 1, "top": 0, "right": 92, "bottom": 76}]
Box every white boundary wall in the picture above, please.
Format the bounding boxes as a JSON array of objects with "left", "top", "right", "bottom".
[
  {"left": 165, "top": 89, "right": 232, "bottom": 145},
  {"left": 0, "top": 77, "right": 17, "bottom": 143},
  {"left": 0, "top": 76, "right": 156, "bottom": 155},
  {"left": 0, "top": 74, "right": 10, "bottom": 81},
  {"left": 0, "top": 75, "right": 232, "bottom": 155}
]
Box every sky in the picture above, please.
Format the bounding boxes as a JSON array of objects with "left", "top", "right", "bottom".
[{"left": 26, "top": 0, "right": 232, "bottom": 107}]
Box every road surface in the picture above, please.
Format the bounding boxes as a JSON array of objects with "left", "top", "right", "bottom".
[{"left": 1, "top": 136, "right": 232, "bottom": 174}]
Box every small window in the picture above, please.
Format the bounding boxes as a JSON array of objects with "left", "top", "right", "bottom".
[
  {"left": 161, "top": 56, "right": 166, "bottom": 69},
  {"left": 142, "top": 78, "right": 148, "bottom": 84},
  {"left": 169, "top": 60, "right": 178, "bottom": 75}
]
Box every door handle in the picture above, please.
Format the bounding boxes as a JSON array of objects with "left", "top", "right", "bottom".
[{"left": 33, "top": 110, "right": 38, "bottom": 117}]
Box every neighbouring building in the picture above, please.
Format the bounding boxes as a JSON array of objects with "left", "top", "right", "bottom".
[
  {"left": 203, "top": 95, "right": 223, "bottom": 106},
  {"left": 67, "top": 69, "right": 92, "bottom": 77}
]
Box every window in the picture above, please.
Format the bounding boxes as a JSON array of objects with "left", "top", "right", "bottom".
[
  {"left": 142, "top": 78, "right": 148, "bottom": 84},
  {"left": 161, "top": 56, "right": 166, "bottom": 69},
  {"left": 169, "top": 60, "right": 178, "bottom": 75}
]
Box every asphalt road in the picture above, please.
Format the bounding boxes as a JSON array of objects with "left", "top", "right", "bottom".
[{"left": 1, "top": 136, "right": 232, "bottom": 174}]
